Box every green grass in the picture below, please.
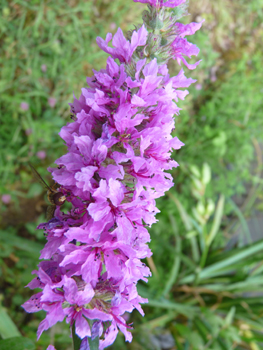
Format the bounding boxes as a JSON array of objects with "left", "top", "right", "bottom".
[{"left": 1, "top": 0, "right": 263, "bottom": 349}]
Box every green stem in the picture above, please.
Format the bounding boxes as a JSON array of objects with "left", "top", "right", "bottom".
[
  {"left": 87, "top": 334, "right": 99, "bottom": 350},
  {"left": 72, "top": 323, "right": 82, "bottom": 350}
]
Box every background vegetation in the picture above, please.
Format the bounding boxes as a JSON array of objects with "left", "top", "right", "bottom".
[{"left": 1, "top": 0, "right": 263, "bottom": 349}]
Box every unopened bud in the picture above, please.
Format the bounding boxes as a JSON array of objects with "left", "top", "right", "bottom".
[{"left": 149, "top": 18, "right": 164, "bottom": 30}]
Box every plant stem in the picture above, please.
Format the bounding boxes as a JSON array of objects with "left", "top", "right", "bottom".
[
  {"left": 87, "top": 334, "right": 99, "bottom": 350},
  {"left": 72, "top": 323, "right": 82, "bottom": 350}
]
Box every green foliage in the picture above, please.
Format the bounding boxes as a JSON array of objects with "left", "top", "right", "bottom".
[
  {"left": 1, "top": 0, "right": 263, "bottom": 349},
  {"left": 175, "top": 50, "right": 263, "bottom": 206},
  {"left": 0, "top": 337, "right": 35, "bottom": 350},
  {"left": 0, "top": 0, "right": 140, "bottom": 196},
  {"left": 0, "top": 299, "right": 21, "bottom": 339}
]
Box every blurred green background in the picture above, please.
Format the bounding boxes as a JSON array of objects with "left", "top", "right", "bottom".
[{"left": 1, "top": 0, "right": 263, "bottom": 349}]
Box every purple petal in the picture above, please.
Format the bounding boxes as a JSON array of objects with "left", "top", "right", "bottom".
[
  {"left": 75, "top": 166, "right": 98, "bottom": 192},
  {"left": 75, "top": 313, "right": 91, "bottom": 339},
  {"left": 91, "top": 321, "right": 103, "bottom": 340},
  {"left": 81, "top": 251, "right": 101, "bottom": 283},
  {"left": 99, "top": 323, "right": 118, "bottom": 350},
  {"left": 47, "top": 346, "right": 56, "bottom": 350},
  {"left": 142, "top": 58, "right": 158, "bottom": 77},
  {"left": 130, "top": 25, "right": 148, "bottom": 56},
  {"left": 108, "top": 179, "right": 124, "bottom": 207},
  {"left": 83, "top": 308, "right": 112, "bottom": 322},
  {"left": 88, "top": 201, "right": 111, "bottom": 221}
]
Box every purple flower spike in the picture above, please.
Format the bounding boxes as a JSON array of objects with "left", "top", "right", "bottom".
[
  {"left": 48, "top": 97, "right": 57, "bottom": 108},
  {"left": 20, "top": 102, "right": 29, "bottom": 111},
  {"left": 133, "top": 0, "right": 186, "bottom": 8},
  {"left": 23, "top": 0, "right": 202, "bottom": 349},
  {"left": 2, "top": 194, "right": 11, "bottom": 204},
  {"left": 47, "top": 346, "right": 56, "bottom": 350},
  {"left": 97, "top": 25, "right": 148, "bottom": 64},
  {"left": 37, "top": 150, "right": 47, "bottom": 160}
]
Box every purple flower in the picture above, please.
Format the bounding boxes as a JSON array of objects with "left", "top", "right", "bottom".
[
  {"left": 25, "top": 128, "right": 32, "bottom": 136},
  {"left": 36, "top": 150, "right": 46, "bottom": 160},
  {"left": 2, "top": 194, "right": 11, "bottom": 204},
  {"left": 48, "top": 97, "right": 57, "bottom": 108},
  {"left": 23, "top": 0, "right": 202, "bottom": 348},
  {"left": 133, "top": 0, "right": 186, "bottom": 8},
  {"left": 41, "top": 64, "right": 47, "bottom": 73},
  {"left": 97, "top": 26, "right": 148, "bottom": 64},
  {"left": 20, "top": 102, "right": 29, "bottom": 111},
  {"left": 211, "top": 75, "right": 217, "bottom": 82},
  {"left": 110, "top": 22, "right": 116, "bottom": 30},
  {"left": 171, "top": 21, "right": 204, "bottom": 69}
]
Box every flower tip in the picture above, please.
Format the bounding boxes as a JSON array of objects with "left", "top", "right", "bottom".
[
  {"left": 36, "top": 151, "right": 47, "bottom": 160},
  {"left": 1, "top": 194, "right": 11, "bottom": 204},
  {"left": 20, "top": 102, "right": 29, "bottom": 111},
  {"left": 48, "top": 97, "right": 57, "bottom": 108},
  {"left": 195, "top": 83, "right": 202, "bottom": 90},
  {"left": 41, "top": 64, "right": 47, "bottom": 72},
  {"left": 47, "top": 345, "right": 56, "bottom": 350}
]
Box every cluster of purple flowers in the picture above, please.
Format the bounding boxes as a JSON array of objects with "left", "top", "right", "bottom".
[{"left": 22, "top": 0, "right": 202, "bottom": 348}]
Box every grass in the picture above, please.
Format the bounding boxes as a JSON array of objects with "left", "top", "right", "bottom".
[{"left": 0, "top": 0, "right": 263, "bottom": 349}]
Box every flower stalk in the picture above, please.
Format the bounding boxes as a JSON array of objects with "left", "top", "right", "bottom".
[
  {"left": 22, "top": 1, "right": 203, "bottom": 349},
  {"left": 72, "top": 323, "right": 82, "bottom": 350}
]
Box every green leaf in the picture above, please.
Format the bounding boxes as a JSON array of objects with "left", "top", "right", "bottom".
[
  {"left": 206, "top": 194, "right": 225, "bottom": 246},
  {"left": 227, "top": 197, "right": 252, "bottom": 244},
  {"left": 162, "top": 214, "right": 182, "bottom": 296},
  {"left": 189, "top": 165, "right": 201, "bottom": 178},
  {"left": 168, "top": 193, "right": 192, "bottom": 231},
  {"left": 0, "top": 231, "right": 43, "bottom": 256},
  {"left": 147, "top": 299, "right": 197, "bottom": 318},
  {"left": 180, "top": 239, "right": 263, "bottom": 284},
  {"left": 0, "top": 304, "right": 21, "bottom": 339},
  {"left": 224, "top": 307, "right": 236, "bottom": 326},
  {"left": 143, "top": 312, "right": 176, "bottom": 330},
  {"left": 0, "top": 337, "right": 35, "bottom": 350},
  {"left": 202, "top": 163, "right": 211, "bottom": 185}
]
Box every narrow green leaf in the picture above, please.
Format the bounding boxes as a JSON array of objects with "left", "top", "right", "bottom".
[
  {"left": 168, "top": 193, "right": 192, "bottom": 231},
  {"left": 190, "top": 236, "right": 200, "bottom": 263},
  {"left": 224, "top": 307, "right": 236, "bottom": 326},
  {"left": 0, "top": 337, "right": 35, "bottom": 350},
  {"left": 147, "top": 299, "right": 197, "bottom": 317},
  {"left": 189, "top": 165, "right": 201, "bottom": 178},
  {"left": 0, "top": 231, "right": 43, "bottom": 255},
  {"left": 202, "top": 163, "right": 211, "bottom": 185},
  {"left": 142, "top": 312, "right": 176, "bottom": 329},
  {"left": 206, "top": 195, "right": 225, "bottom": 246},
  {"left": 180, "top": 239, "right": 263, "bottom": 283},
  {"left": 0, "top": 304, "right": 21, "bottom": 339},
  {"left": 162, "top": 214, "right": 181, "bottom": 296},
  {"left": 201, "top": 276, "right": 263, "bottom": 292},
  {"left": 227, "top": 197, "right": 252, "bottom": 244}
]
